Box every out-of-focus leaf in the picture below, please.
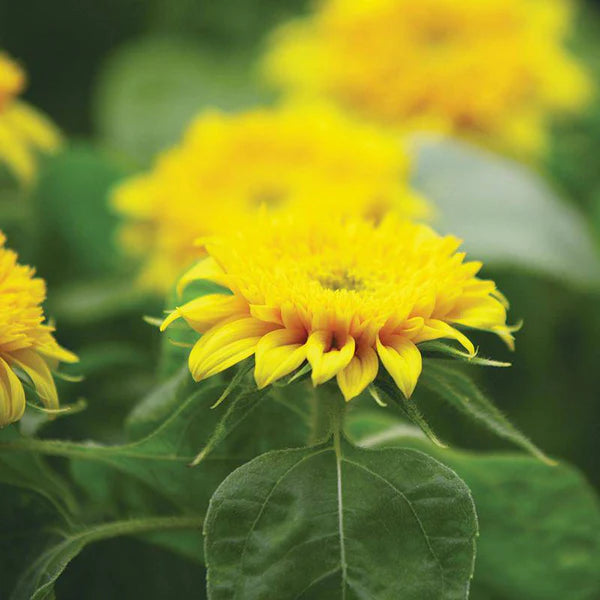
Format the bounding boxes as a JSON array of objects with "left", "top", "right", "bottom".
[
  {"left": 0, "top": 427, "right": 78, "bottom": 525},
  {"left": 31, "top": 145, "right": 127, "bottom": 280},
  {"left": 420, "top": 360, "right": 553, "bottom": 464},
  {"left": 204, "top": 436, "right": 477, "bottom": 600},
  {"left": 48, "top": 279, "right": 154, "bottom": 325},
  {"left": 412, "top": 136, "right": 600, "bottom": 289},
  {"left": 350, "top": 415, "right": 600, "bottom": 600},
  {"left": 94, "top": 36, "right": 271, "bottom": 164},
  {"left": 10, "top": 516, "right": 203, "bottom": 600}
]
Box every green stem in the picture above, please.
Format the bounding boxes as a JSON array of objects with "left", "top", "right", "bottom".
[
  {"left": 308, "top": 383, "right": 346, "bottom": 444},
  {"left": 64, "top": 515, "right": 204, "bottom": 546}
]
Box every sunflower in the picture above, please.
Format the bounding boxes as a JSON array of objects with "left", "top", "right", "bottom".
[
  {"left": 112, "top": 103, "right": 428, "bottom": 292},
  {"left": 0, "top": 233, "right": 77, "bottom": 426},
  {"left": 264, "top": 0, "right": 591, "bottom": 155},
  {"left": 0, "top": 52, "right": 61, "bottom": 184},
  {"left": 161, "top": 214, "right": 513, "bottom": 401}
]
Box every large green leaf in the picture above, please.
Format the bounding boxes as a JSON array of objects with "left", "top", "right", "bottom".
[
  {"left": 412, "top": 137, "right": 600, "bottom": 289},
  {"left": 10, "top": 516, "right": 203, "bottom": 600},
  {"left": 94, "top": 36, "right": 270, "bottom": 164},
  {"left": 349, "top": 414, "right": 600, "bottom": 600},
  {"left": 204, "top": 434, "right": 477, "bottom": 600}
]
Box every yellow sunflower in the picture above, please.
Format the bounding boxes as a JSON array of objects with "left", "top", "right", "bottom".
[
  {"left": 161, "top": 214, "right": 513, "bottom": 401},
  {"left": 112, "top": 103, "right": 429, "bottom": 292},
  {"left": 0, "top": 233, "right": 77, "bottom": 427},
  {"left": 264, "top": 0, "right": 591, "bottom": 155},
  {"left": 0, "top": 52, "right": 61, "bottom": 184}
]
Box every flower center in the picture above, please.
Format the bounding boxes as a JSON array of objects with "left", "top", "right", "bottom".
[{"left": 316, "top": 269, "right": 365, "bottom": 292}]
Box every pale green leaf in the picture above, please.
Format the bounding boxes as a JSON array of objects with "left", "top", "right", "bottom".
[{"left": 412, "top": 137, "right": 600, "bottom": 289}]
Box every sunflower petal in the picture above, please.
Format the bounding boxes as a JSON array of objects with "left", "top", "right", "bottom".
[
  {"left": 7, "top": 348, "right": 58, "bottom": 409},
  {"left": 188, "top": 317, "right": 276, "bottom": 381},
  {"left": 376, "top": 336, "right": 422, "bottom": 398},
  {"left": 177, "top": 257, "right": 229, "bottom": 296},
  {"left": 413, "top": 319, "right": 475, "bottom": 356},
  {"left": 0, "top": 357, "right": 26, "bottom": 426},
  {"left": 306, "top": 331, "right": 355, "bottom": 386},
  {"left": 254, "top": 328, "right": 307, "bottom": 389},
  {"left": 337, "top": 346, "right": 379, "bottom": 401},
  {"left": 161, "top": 294, "right": 247, "bottom": 333}
]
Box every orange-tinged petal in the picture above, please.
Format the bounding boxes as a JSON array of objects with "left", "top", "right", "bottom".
[
  {"left": 0, "top": 357, "right": 26, "bottom": 426},
  {"left": 250, "top": 305, "right": 283, "bottom": 326},
  {"left": 254, "top": 328, "right": 307, "bottom": 388},
  {"left": 188, "top": 317, "right": 277, "bottom": 381},
  {"left": 161, "top": 294, "right": 247, "bottom": 333},
  {"left": 376, "top": 335, "right": 422, "bottom": 398},
  {"left": 306, "top": 330, "right": 355, "bottom": 386},
  {"left": 337, "top": 346, "right": 379, "bottom": 401}
]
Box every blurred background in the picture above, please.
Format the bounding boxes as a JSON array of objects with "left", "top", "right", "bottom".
[{"left": 0, "top": 1, "right": 599, "bottom": 596}]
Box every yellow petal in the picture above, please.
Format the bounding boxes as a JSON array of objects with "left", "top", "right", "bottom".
[
  {"left": 161, "top": 294, "right": 247, "bottom": 333},
  {"left": 177, "top": 257, "right": 229, "bottom": 297},
  {"left": 306, "top": 331, "right": 355, "bottom": 386},
  {"left": 413, "top": 319, "right": 475, "bottom": 356},
  {"left": 337, "top": 346, "right": 379, "bottom": 401},
  {"left": 254, "top": 328, "right": 307, "bottom": 389},
  {"left": 7, "top": 349, "right": 58, "bottom": 409},
  {"left": 376, "top": 336, "right": 422, "bottom": 398},
  {"left": 188, "top": 317, "right": 276, "bottom": 381},
  {"left": 0, "top": 357, "right": 26, "bottom": 426},
  {"left": 0, "top": 118, "right": 35, "bottom": 184},
  {"left": 250, "top": 305, "right": 283, "bottom": 326},
  {"left": 4, "top": 101, "right": 61, "bottom": 152}
]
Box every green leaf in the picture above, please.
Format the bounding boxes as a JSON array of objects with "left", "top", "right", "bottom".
[
  {"left": 420, "top": 360, "right": 553, "bottom": 464},
  {"left": 204, "top": 434, "right": 477, "bottom": 600},
  {"left": 94, "top": 36, "right": 271, "bottom": 164},
  {"left": 10, "top": 516, "right": 203, "bottom": 600},
  {"left": 352, "top": 422, "right": 600, "bottom": 600},
  {"left": 419, "top": 341, "right": 511, "bottom": 367},
  {"left": 1, "top": 378, "right": 311, "bottom": 517},
  {"left": 126, "top": 365, "right": 195, "bottom": 440},
  {"left": 0, "top": 427, "right": 78, "bottom": 525},
  {"left": 30, "top": 145, "right": 127, "bottom": 280},
  {"left": 412, "top": 137, "right": 600, "bottom": 290},
  {"left": 374, "top": 373, "right": 447, "bottom": 448},
  {"left": 190, "top": 382, "right": 269, "bottom": 466}
]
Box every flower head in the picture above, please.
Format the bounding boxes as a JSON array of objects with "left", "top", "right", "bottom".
[
  {"left": 264, "top": 0, "right": 591, "bottom": 155},
  {"left": 0, "top": 233, "right": 77, "bottom": 426},
  {"left": 0, "top": 52, "right": 61, "bottom": 184},
  {"left": 162, "top": 214, "right": 513, "bottom": 401},
  {"left": 113, "top": 103, "right": 428, "bottom": 291}
]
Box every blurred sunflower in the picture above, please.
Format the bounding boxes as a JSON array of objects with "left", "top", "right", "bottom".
[
  {"left": 0, "top": 52, "right": 61, "bottom": 184},
  {"left": 0, "top": 233, "right": 77, "bottom": 426},
  {"left": 162, "top": 214, "right": 514, "bottom": 401},
  {"left": 264, "top": 0, "right": 591, "bottom": 155},
  {"left": 113, "top": 103, "right": 429, "bottom": 292}
]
